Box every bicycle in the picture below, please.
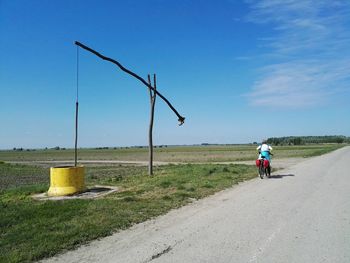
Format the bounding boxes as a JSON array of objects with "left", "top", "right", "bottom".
[{"left": 256, "top": 156, "right": 271, "bottom": 179}]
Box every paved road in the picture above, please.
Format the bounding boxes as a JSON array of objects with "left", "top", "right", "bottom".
[{"left": 43, "top": 147, "right": 350, "bottom": 263}]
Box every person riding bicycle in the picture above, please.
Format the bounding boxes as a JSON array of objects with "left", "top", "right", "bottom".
[
  {"left": 256, "top": 139, "right": 273, "bottom": 162},
  {"left": 256, "top": 140, "right": 273, "bottom": 178}
]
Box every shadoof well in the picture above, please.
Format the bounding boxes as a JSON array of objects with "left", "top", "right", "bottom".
[
  {"left": 48, "top": 44, "right": 85, "bottom": 196},
  {"left": 47, "top": 41, "right": 185, "bottom": 196}
]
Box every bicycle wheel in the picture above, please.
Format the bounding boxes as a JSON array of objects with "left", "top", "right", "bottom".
[{"left": 259, "top": 164, "right": 265, "bottom": 179}]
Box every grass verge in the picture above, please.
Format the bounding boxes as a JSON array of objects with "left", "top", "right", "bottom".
[{"left": 0, "top": 163, "right": 256, "bottom": 263}]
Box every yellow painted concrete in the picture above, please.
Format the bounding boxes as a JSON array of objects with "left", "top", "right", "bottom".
[{"left": 48, "top": 166, "right": 85, "bottom": 196}]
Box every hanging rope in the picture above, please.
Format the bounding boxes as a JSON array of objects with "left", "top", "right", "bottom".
[
  {"left": 74, "top": 46, "right": 79, "bottom": 167},
  {"left": 76, "top": 45, "right": 79, "bottom": 102}
]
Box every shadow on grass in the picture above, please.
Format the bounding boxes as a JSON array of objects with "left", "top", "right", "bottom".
[
  {"left": 86, "top": 187, "right": 112, "bottom": 193},
  {"left": 269, "top": 174, "right": 295, "bottom": 179}
]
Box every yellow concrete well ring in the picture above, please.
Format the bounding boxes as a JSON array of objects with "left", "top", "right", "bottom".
[{"left": 48, "top": 166, "right": 86, "bottom": 196}]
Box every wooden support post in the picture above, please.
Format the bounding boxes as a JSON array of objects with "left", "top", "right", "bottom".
[
  {"left": 74, "top": 101, "right": 79, "bottom": 167},
  {"left": 148, "top": 74, "right": 157, "bottom": 175}
]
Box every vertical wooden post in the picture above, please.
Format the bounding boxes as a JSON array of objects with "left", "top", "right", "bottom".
[
  {"left": 74, "top": 101, "right": 79, "bottom": 167},
  {"left": 148, "top": 74, "right": 157, "bottom": 175}
]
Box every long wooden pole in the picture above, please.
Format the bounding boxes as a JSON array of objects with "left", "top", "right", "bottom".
[
  {"left": 148, "top": 74, "right": 157, "bottom": 175},
  {"left": 74, "top": 101, "right": 79, "bottom": 166},
  {"left": 74, "top": 41, "right": 185, "bottom": 125},
  {"left": 74, "top": 46, "right": 79, "bottom": 167}
]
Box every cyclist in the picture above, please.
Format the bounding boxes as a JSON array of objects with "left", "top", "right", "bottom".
[{"left": 257, "top": 139, "right": 273, "bottom": 162}]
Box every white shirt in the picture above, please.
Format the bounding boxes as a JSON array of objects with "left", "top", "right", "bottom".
[{"left": 257, "top": 144, "right": 273, "bottom": 152}]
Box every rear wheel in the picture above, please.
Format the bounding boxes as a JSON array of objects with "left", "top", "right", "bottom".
[{"left": 259, "top": 163, "right": 265, "bottom": 179}]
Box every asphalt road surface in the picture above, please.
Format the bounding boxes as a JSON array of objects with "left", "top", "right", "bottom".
[{"left": 43, "top": 147, "right": 350, "bottom": 263}]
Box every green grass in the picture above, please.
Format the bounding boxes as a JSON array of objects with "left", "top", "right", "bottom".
[
  {"left": 271, "top": 144, "right": 345, "bottom": 158},
  {"left": 0, "top": 162, "right": 257, "bottom": 263}
]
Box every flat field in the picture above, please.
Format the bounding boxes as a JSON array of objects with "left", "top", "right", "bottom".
[{"left": 0, "top": 144, "right": 344, "bottom": 163}]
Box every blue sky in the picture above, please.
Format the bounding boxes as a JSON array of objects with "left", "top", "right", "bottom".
[{"left": 1, "top": 0, "right": 349, "bottom": 149}]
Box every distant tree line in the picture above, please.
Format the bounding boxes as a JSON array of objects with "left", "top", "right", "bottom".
[
  {"left": 93, "top": 145, "right": 169, "bottom": 150},
  {"left": 12, "top": 146, "right": 66, "bottom": 151},
  {"left": 267, "top": 135, "right": 349, "bottom": 145}
]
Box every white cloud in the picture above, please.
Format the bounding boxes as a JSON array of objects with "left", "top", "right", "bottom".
[{"left": 245, "top": 0, "right": 350, "bottom": 108}]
